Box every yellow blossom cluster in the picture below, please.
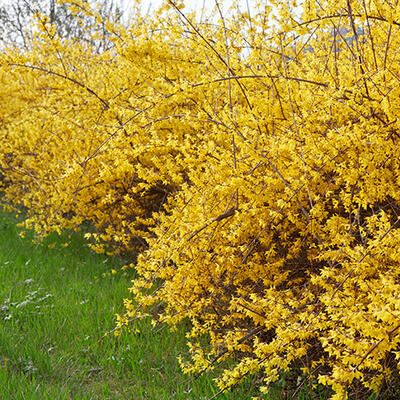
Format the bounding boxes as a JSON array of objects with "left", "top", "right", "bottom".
[{"left": 1, "top": 0, "right": 400, "bottom": 398}]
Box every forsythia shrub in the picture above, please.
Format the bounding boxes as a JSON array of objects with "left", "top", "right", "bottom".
[{"left": 1, "top": 0, "right": 400, "bottom": 398}]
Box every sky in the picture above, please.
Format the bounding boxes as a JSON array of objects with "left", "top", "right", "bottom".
[
  {"left": 0, "top": 0, "right": 263, "bottom": 14},
  {"left": 125, "top": 0, "right": 265, "bottom": 20},
  {"left": 0, "top": 0, "right": 275, "bottom": 23},
  {"left": 124, "top": 0, "right": 260, "bottom": 13},
  {"left": 0, "top": 0, "right": 277, "bottom": 28}
]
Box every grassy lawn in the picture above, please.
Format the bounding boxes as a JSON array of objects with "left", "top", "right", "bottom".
[
  {"left": 0, "top": 211, "right": 328, "bottom": 399},
  {"left": 0, "top": 211, "right": 256, "bottom": 399}
]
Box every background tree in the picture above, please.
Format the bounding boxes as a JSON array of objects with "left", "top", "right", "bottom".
[{"left": 0, "top": 0, "right": 123, "bottom": 50}]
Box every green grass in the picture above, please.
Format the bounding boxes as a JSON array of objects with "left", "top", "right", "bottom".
[
  {"left": 0, "top": 211, "right": 328, "bottom": 399},
  {"left": 0, "top": 211, "right": 258, "bottom": 399}
]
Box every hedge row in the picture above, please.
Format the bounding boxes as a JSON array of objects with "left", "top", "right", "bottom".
[{"left": 1, "top": 1, "right": 400, "bottom": 398}]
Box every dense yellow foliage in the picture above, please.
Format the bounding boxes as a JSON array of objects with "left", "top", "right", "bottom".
[{"left": 1, "top": 0, "right": 400, "bottom": 398}]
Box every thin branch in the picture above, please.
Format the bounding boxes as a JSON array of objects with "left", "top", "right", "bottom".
[{"left": 9, "top": 63, "right": 109, "bottom": 110}]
